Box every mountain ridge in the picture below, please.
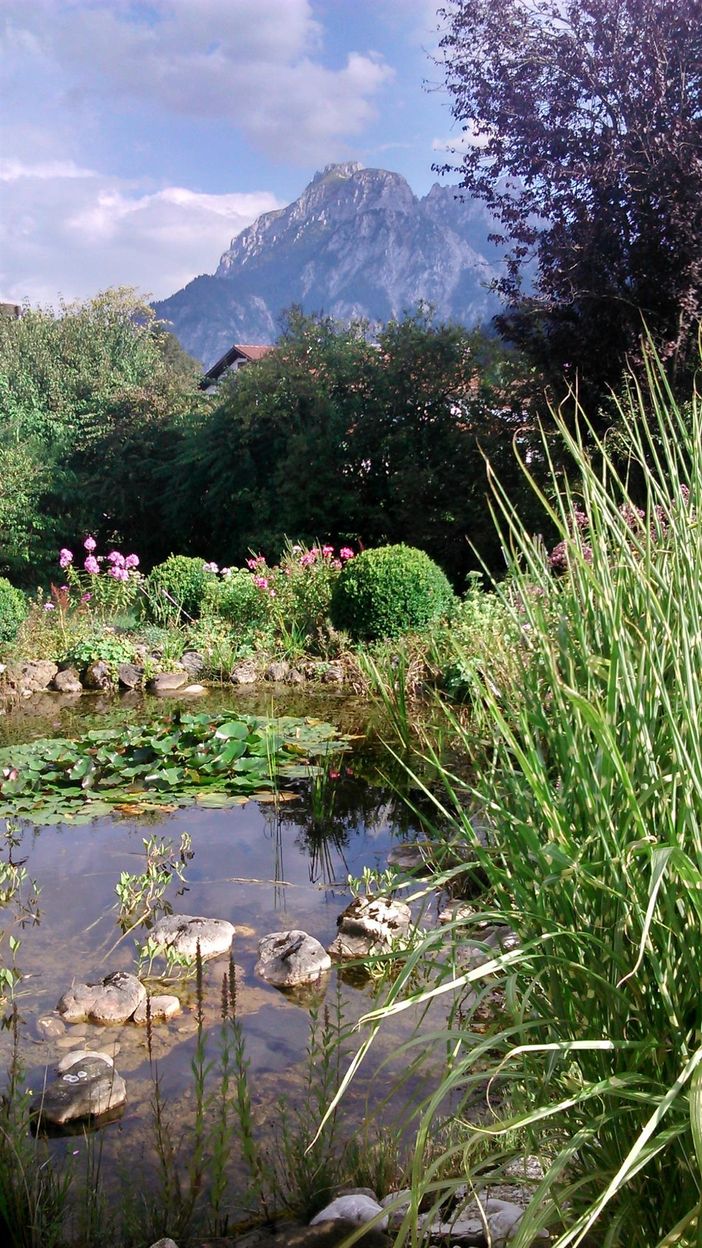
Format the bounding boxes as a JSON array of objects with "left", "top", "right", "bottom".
[{"left": 154, "top": 163, "right": 505, "bottom": 366}]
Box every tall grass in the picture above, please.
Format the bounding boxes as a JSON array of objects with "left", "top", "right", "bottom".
[{"left": 334, "top": 357, "right": 702, "bottom": 1246}]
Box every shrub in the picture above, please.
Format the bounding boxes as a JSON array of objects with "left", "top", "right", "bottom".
[
  {"left": 0, "top": 578, "right": 27, "bottom": 645},
  {"left": 147, "top": 556, "right": 214, "bottom": 624},
  {"left": 330, "top": 544, "right": 454, "bottom": 641},
  {"left": 202, "top": 568, "right": 270, "bottom": 632}
]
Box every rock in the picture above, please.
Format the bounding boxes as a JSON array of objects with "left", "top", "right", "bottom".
[
  {"left": 133, "top": 994, "right": 182, "bottom": 1024},
  {"left": 181, "top": 683, "right": 207, "bottom": 695},
  {"left": 321, "top": 662, "right": 345, "bottom": 684},
  {"left": 425, "top": 1196, "right": 528, "bottom": 1246},
  {"left": 56, "top": 1049, "right": 114, "bottom": 1074},
  {"left": 256, "top": 931, "right": 331, "bottom": 988},
  {"left": 7, "top": 659, "right": 59, "bottom": 695},
  {"left": 226, "top": 1223, "right": 389, "bottom": 1248},
  {"left": 148, "top": 914, "right": 235, "bottom": 960},
  {"left": 459, "top": 926, "right": 519, "bottom": 970},
  {"left": 437, "top": 901, "right": 476, "bottom": 926},
  {"left": 380, "top": 1190, "right": 412, "bottom": 1232},
  {"left": 57, "top": 971, "right": 146, "bottom": 1024},
  {"left": 265, "top": 660, "right": 290, "bottom": 682},
  {"left": 180, "top": 650, "right": 205, "bottom": 677},
  {"left": 328, "top": 896, "right": 412, "bottom": 961},
  {"left": 311, "top": 1195, "right": 387, "bottom": 1230},
  {"left": 118, "top": 661, "right": 143, "bottom": 689},
  {"left": 33, "top": 1055, "right": 126, "bottom": 1126},
  {"left": 83, "top": 660, "right": 112, "bottom": 690},
  {"left": 387, "top": 843, "right": 429, "bottom": 874},
  {"left": 230, "top": 662, "right": 258, "bottom": 685},
  {"left": 288, "top": 668, "right": 305, "bottom": 684},
  {"left": 51, "top": 668, "right": 83, "bottom": 694},
  {"left": 148, "top": 671, "right": 189, "bottom": 693},
  {"left": 148, "top": 1241, "right": 179, "bottom": 1248},
  {"left": 36, "top": 1014, "right": 66, "bottom": 1040}
]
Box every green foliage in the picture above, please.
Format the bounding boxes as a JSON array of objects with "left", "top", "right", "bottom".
[
  {"left": 0, "top": 577, "right": 26, "bottom": 645},
  {"left": 331, "top": 544, "right": 455, "bottom": 641},
  {"left": 148, "top": 555, "right": 214, "bottom": 623},
  {"left": 64, "top": 631, "right": 136, "bottom": 669},
  {"left": 202, "top": 567, "right": 269, "bottom": 630},
  {"left": 0, "top": 711, "right": 348, "bottom": 823}
]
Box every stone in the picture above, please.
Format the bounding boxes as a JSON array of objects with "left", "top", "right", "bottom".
[
  {"left": 148, "top": 671, "right": 189, "bottom": 693},
  {"left": 425, "top": 1197, "right": 529, "bottom": 1246},
  {"left": 288, "top": 668, "right": 305, "bottom": 684},
  {"left": 181, "top": 684, "right": 207, "bottom": 695},
  {"left": 230, "top": 662, "right": 258, "bottom": 685},
  {"left": 52, "top": 668, "right": 83, "bottom": 694},
  {"left": 148, "top": 914, "right": 235, "bottom": 960},
  {"left": 255, "top": 931, "right": 331, "bottom": 988},
  {"left": 437, "top": 901, "right": 476, "bottom": 926},
  {"left": 133, "top": 994, "right": 182, "bottom": 1024},
  {"left": 83, "top": 660, "right": 112, "bottom": 690},
  {"left": 387, "top": 843, "right": 429, "bottom": 874},
  {"left": 321, "top": 662, "right": 345, "bottom": 684},
  {"left": 265, "top": 660, "right": 290, "bottom": 682},
  {"left": 33, "top": 1055, "right": 126, "bottom": 1126},
  {"left": 459, "top": 926, "right": 519, "bottom": 971},
  {"left": 380, "top": 1190, "right": 412, "bottom": 1232},
  {"left": 57, "top": 971, "right": 146, "bottom": 1024},
  {"left": 224, "top": 1224, "right": 390, "bottom": 1248},
  {"left": 148, "top": 1241, "right": 179, "bottom": 1248},
  {"left": 7, "top": 659, "right": 58, "bottom": 695},
  {"left": 56, "top": 1049, "right": 114, "bottom": 1074},
  {"left": 328, "top": 896, "right": 412, "bottom": 961},
  {"left": 180, "top": 650, "right": 205, "bottom": 677},
  {"left": 118, "top": 661, "right": 143, "bottom": 689},
  {"left": 36, "top": 1014, "right": 66, "bottom": 1040},
  {"left": 311, "top": 1195, "right": 387, "bottom": 1230}
]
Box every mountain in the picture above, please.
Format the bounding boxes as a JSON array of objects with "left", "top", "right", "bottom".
[{"left": 153, "top": 163, "right": 506, "bottom": 367}]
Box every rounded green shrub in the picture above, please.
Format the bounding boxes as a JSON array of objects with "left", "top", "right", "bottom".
[
  {"left": 330, "top": 544, "right": 455, "bottom": 641},
  {"left": 147, "top": 556, "right": 212, "bottom": 624},
  {"left": 202, "top": 569, "right": 270, "bottom": 631},
  {"left": 0, "top": 577, "right": 27, "bottom": 645}
]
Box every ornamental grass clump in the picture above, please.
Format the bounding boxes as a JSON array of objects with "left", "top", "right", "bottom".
[{"left": 330, "top": 357, "right": 702, "bottom": 1247}]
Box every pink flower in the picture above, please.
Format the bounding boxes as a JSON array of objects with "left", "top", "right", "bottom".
[
  {"left": 269, "top": 589, "right": 276, "bottom": 598},
  {"left": 253, "top": 576, "right": 268, "bottom": 589},
  {"left": 247, "top": 555, "right": 266, "bottom": 569},
  {"left": 107, "top": 551, "right": 125, "bottom": 566},
  {"left": 60, "top": 584, "right": 69, "bottom": 592},
  {"left": 81, "top": 593, "right": 92, "bottom": 602},
  {"left": 84, "top": 555, "right": 99, "bottom": 574},
  {"left": 328, "top": 769, "right": 341, "bottom": 780},
  {"left": 331, "top": 559, "right": 342, "bottom": 571},
  {"left": 59, "top": 548, "right": 73, "bottom": 568},
  {"left": 339, "top": 547, "right": 354, "bottom": 560},
  {"left": 300, "top": 552, "right": 317, "bottom": 567},
  {"left": 84, "top": 536, "right": 97, "bottom": 552},
  {"left": 124, "top": 553, "right": 139, "bottom": 569},
  {"left": 43, "top": 602, "right": 55, "bottom": 612},
  {"left": 322, "top": 545, "right": 334, "bottom": 557},
  {"left": 108, "top": 565, "right": 129, "bottom": 581},
  {"left": 203, "top": 561, "right": 219, "bottom": 573}
]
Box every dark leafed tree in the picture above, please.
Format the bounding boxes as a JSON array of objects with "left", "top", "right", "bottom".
[{"left": 437, "top": 0, "right": 702, "bottom": 416}]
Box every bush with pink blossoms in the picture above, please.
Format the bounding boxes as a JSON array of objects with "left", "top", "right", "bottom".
[
  {"left": 244, "top": 540, "right": 355, "bottom": 651},
  {"left": 62, "top": 536, "right": 143, "bottom": 621}
]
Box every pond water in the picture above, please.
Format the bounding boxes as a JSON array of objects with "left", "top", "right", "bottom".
[{"left": 0, "top": 687, "right": 459, "bottom": 1214}]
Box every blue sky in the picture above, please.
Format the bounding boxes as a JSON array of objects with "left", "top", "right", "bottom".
[{"left": 0, "top": 0, "right": 466, "bottom": 305}]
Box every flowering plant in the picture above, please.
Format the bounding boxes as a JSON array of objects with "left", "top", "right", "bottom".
[
  {"left": 242, "top": 540, "right": 354, "bottom": 648},
  {"left": 58, "top": 537, "right": 143, "bottom": 621}
]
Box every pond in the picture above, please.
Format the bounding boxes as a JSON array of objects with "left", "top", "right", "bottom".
[{"left": 0, "top": 687, "right": 461, "bottom": 1223}]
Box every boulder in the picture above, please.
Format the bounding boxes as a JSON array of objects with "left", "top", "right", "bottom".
[
  {"left": 321, "top": 662, "right": 345, "bottom": 684},
  {"left": 265, "top": 660, "right": 290, "bottom": 682},
  {"left": 180, "top": 650, "right": 205, "bottom": 677},
  {"left": 310, "top": 1196, "right": 387, "bottom": 1230},
  {"left": 256, "top": 931, "right": 331, "bottom": 988},
  {"left": 424, "top": 1196, "right": 530, "bottom": 1246},
  {"left": 118, "top": 661, "right": 143, "bottom": 689},
  {"left": 181, "top": 684, "right": 207, "bottom": 695},
  {"left": 7, "top": 659, "right": 58, "bottom": 695},
  {"left": 83, "top": 660, "right": 112, "bottom": 690},
  {"left": 33, "top": 1054, "right": 126, "bottom": 1126},
  {"left": 36, "top": 1013, "right": 66, "bottom": 1040},
  {"left": 56, "top": 1049, "right": 114, "bottom": 1074},
  {"left": 230, "top": 662, "right": 258, "bottom": 685},
  {"left": 288, "top": 668, "right": 305, "bottom": 684},
  {"left": 387, "top": 843, "right": 429, "bottom": 874},
  {"left": 52, "top": 668, "right": 83, "bottom": 694},
  {"left": 57, "top": 971, "right": 146, "bottom": 1024},
  {"left": 133, "top": 994, "right": 182, "bottom": 1024},
  {"left": 148, "top": 914, "right": 235, "bottom": 961},
  {"left": 328, "top": 896, "right": 412, "bottom": 961},
  {"left": 147, "top": 671, "right": 189, "bottom": 693}
]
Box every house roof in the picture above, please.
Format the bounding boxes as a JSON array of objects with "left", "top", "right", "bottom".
[{"left": 201, "top": 342, "right": 274, "bottom": 386}]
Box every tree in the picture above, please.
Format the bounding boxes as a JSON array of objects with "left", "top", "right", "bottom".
[{"left": 437, "top": 0, "right": 702, "bottom": 413}]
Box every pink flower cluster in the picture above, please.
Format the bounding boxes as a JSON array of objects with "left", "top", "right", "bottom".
[{"left": 58, "top": 538, "right": 140, "bottom": 579}]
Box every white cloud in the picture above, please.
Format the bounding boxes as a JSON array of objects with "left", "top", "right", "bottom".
[
  {"left": 0, "top": 164, "right": 283, "bottom": 304},
  {"left": 433, "top": 122, "right": 494, "bottom": 153},
  {"left": 1, "top": 0, "right": 393, "bottom": 163}
]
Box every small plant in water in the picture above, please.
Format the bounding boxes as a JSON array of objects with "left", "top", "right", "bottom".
[{"left": 115, "top": 831, "right": 192, "bottom": 929}]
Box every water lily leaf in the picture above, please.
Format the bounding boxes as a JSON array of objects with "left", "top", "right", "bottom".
[{"left": 215, "top": 721, "right": 249, "bottom": 740}]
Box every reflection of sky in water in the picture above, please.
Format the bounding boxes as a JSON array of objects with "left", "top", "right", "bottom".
[{"left": 0, "top": 692, "right": 457, "bottom": 1204}]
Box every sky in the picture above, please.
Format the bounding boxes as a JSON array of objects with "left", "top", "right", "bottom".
[{"left": 0, "top": 0, "right": 465, "bottom": 306}]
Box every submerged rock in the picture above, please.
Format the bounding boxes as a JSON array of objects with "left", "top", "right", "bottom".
[
  {"left": 57, "top": 971, "right": 146, "bottom": 1024},
  {"left": 311, "top": 1195, "right": 387, "bottom": 1229},
  {"left": 56, "top": 1049, "right": 114, "bottom": 1073},
  {"left": 328, "top": 896, "right": 412, "bottom": 961},
  {"left": 33, "top": 1054, "right": 126, "bottom": 1125},
  {"left": 424, "top": 1195, "right": 534, "bottom": 1246},
  {"left": 256, "top": 930, "right": 331, "bottom": 988},
  {"left": 36, "top": 1013, "right": 66, "bottom": 1040},
  {"left": 148, "top": 914, "right": 235, "bottom": 960},
  {"left": 387, "top": 843, "right": 429, "bottom": 874}
]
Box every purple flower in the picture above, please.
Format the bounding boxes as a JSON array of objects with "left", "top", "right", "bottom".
[
  {"left": 203, "top": 561, "right": 219, "bottom": 574},
  {"left": 339, "top": 547, "right": 354, "bottom": 560},
  {"left": 124, "top": 553, "right": 139, "bottom": 569},
  {"left": 59, "top": 548, "right": 73, "bottom": 568},
  {"left": 43, "top": 602, "right": 55, "bottom": 612},
  {"left": 81, "top": 592, "right": 92, "bottom": 602},
  {"left": 84, "top": 536, "right": 97, "bottom": 552},
  {"left": 107, "top": 550, "right": 125, "bottom": 566},
  {"left": 253, "top": 576, "right": 268, "bottom": 589},
  {"left": 84, "top": 555, "right": 99, "bottom": 574}
]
